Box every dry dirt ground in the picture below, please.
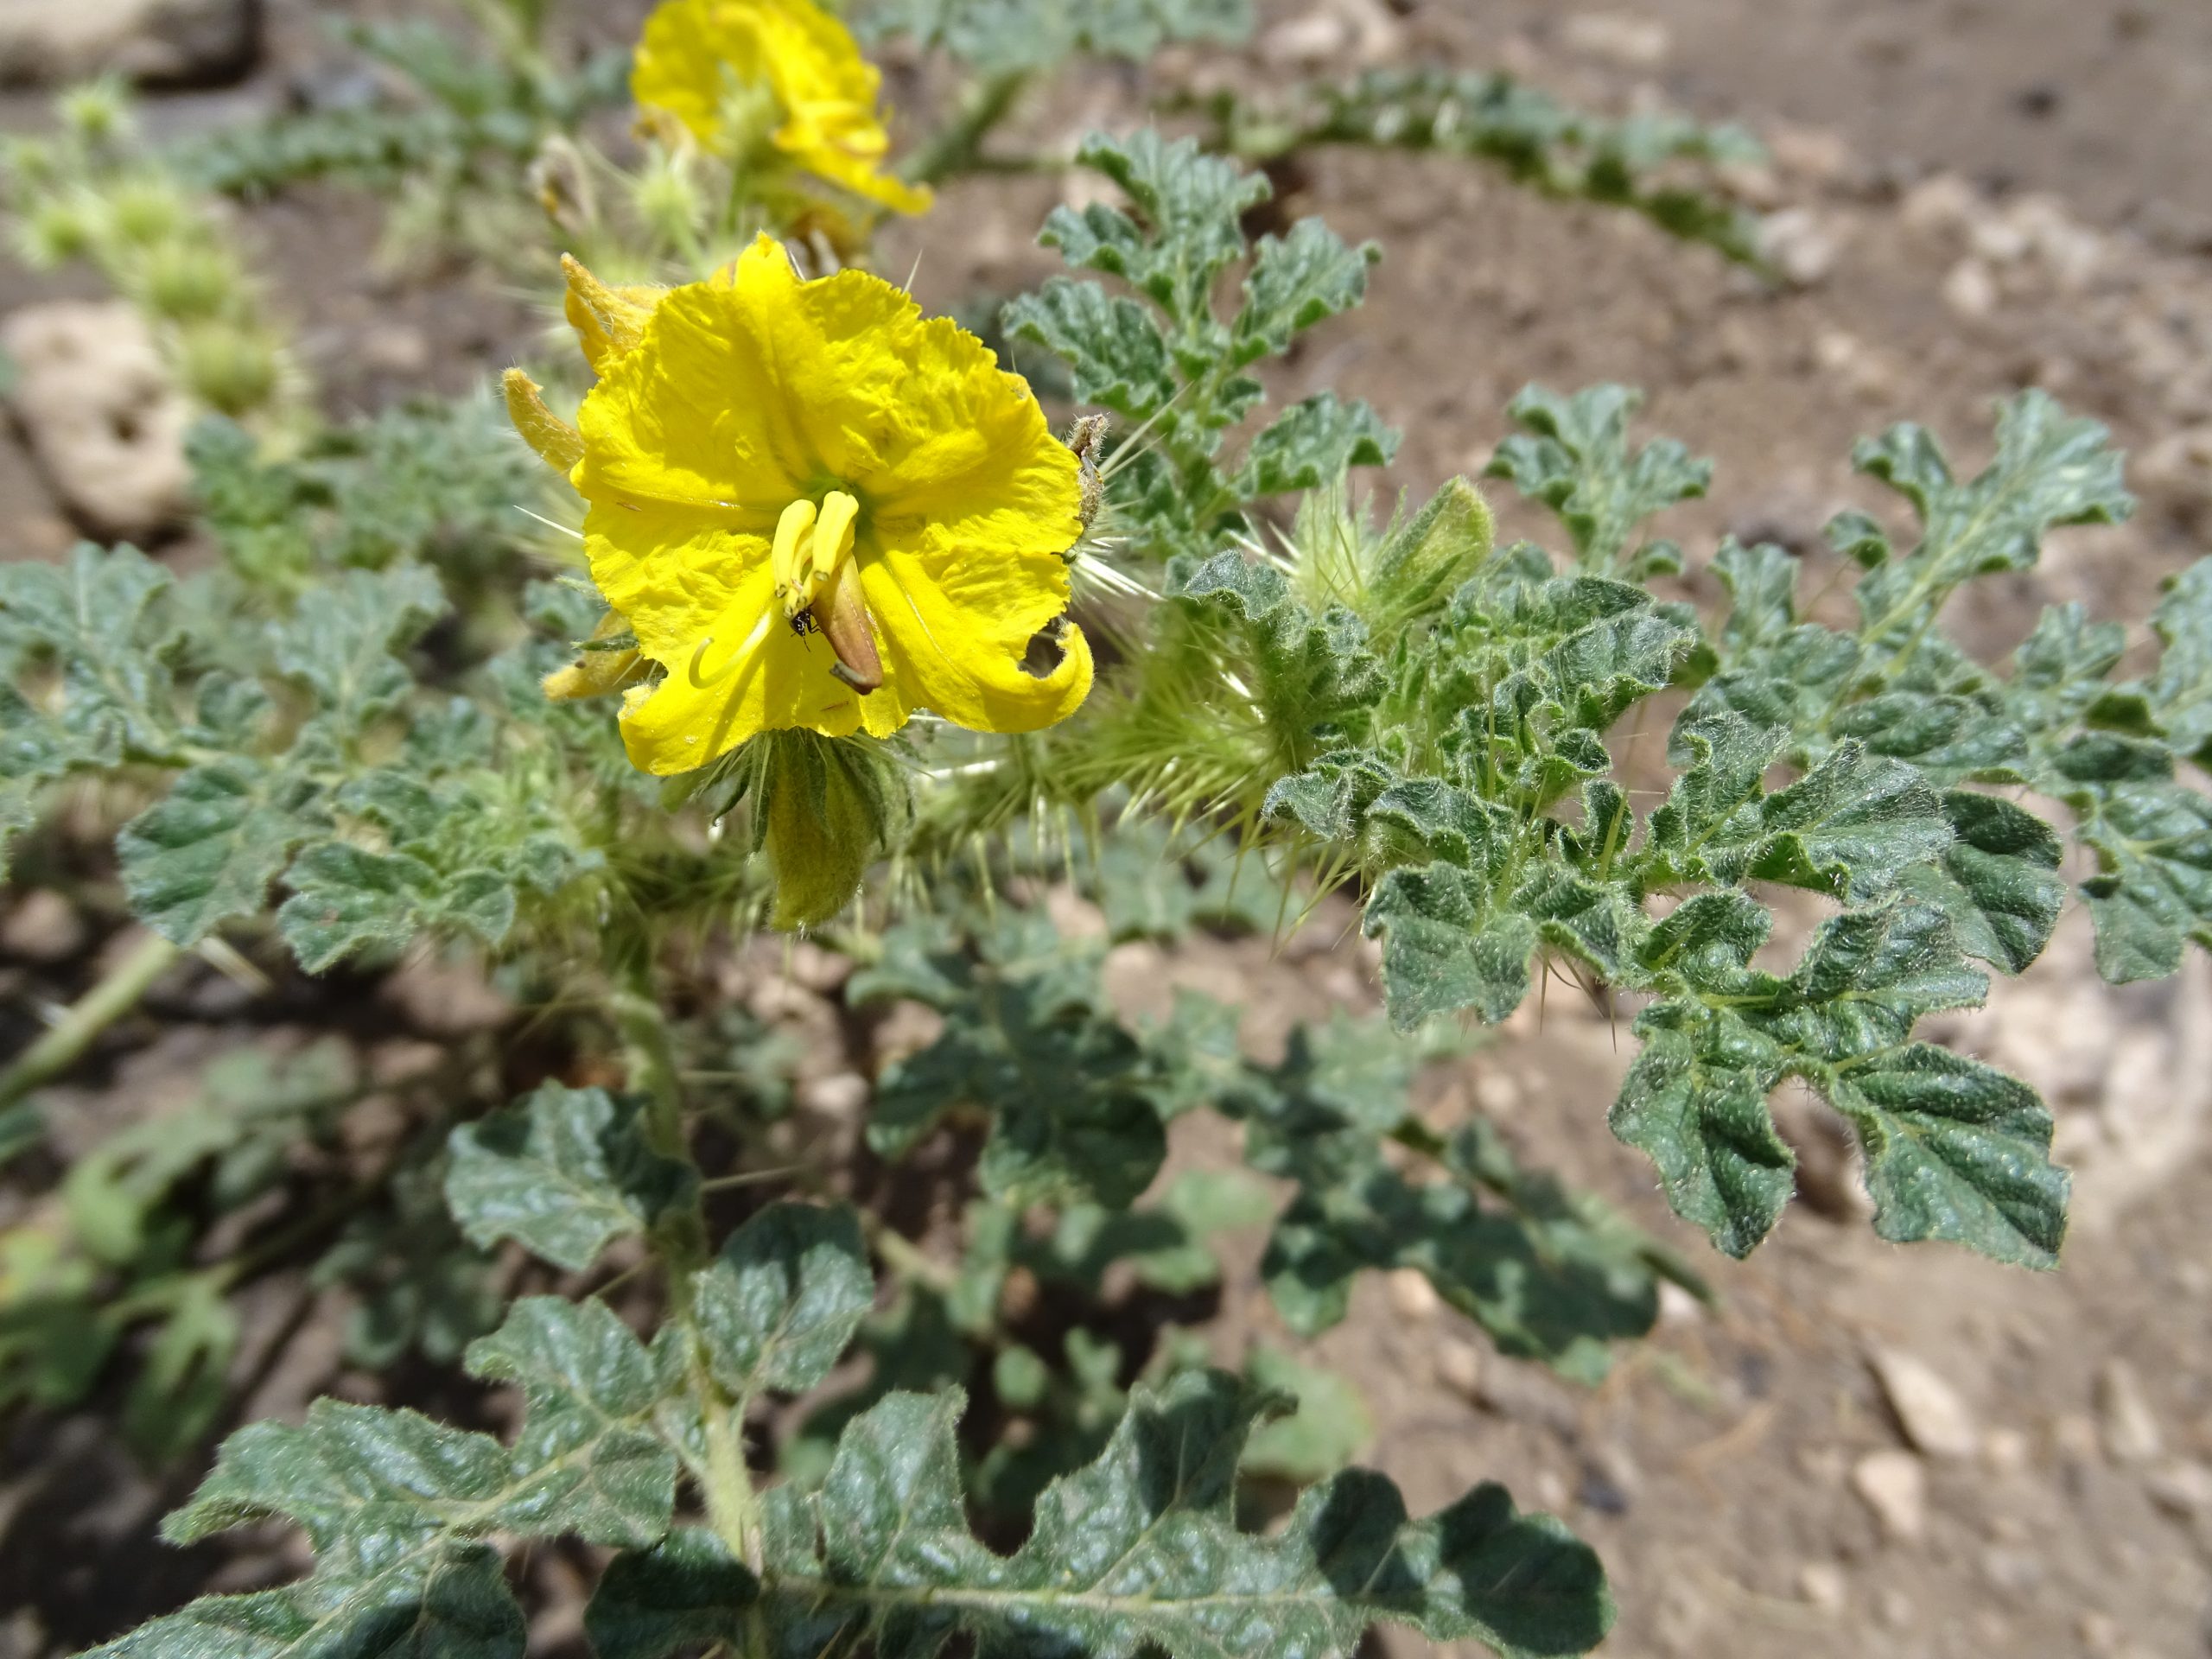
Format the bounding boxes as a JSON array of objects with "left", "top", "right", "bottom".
[{"left": 5, "top": 3, "right": 2212, "bottom": 1657}]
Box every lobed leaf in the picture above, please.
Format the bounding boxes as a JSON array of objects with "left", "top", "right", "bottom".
[{"left": 445, "top": 1083, "right": 696, "bottom": 1272}]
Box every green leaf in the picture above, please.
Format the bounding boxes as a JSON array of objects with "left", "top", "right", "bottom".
[
  {"left": 1044, "top": 130, "right": 1267, "bottom": 327},
  {"left": 872, "top": 967, "right": 1168, "bottom": 1208},
  {"left": 1709, "top": 537, "right": 1799, "bottom": 657},
  {"left": 867, "top": 0, "right": 1251, "bottom": 75},
  {"left": 276, "top": 842, "right": 516, "bottom": 972},
  {"left": 1828, "top": 1045, "right": 2067, "bottom": 1268},
  {"left": 269, "top": 563, "right": 445, "bottom": 736},
  {"left": 1487, "top": 385, "right": 1710, "bottom": 575},
  {"left": 1002, "top": 276, "right": 1177, "bottom": 420},
  {"left": 0, "top": 542, "right": 180, "bottom": 760},
  {"left": 1235, "top": 392, "right": 1398, "bottom": 498},
  {"left": 1615, "top": 897, "right": 2003, "bottom": 1258},
  {"left": 1235, "top": 218, "right": 1380, "bottom": 364},
  {"left": 586, "top": 1529, "right": 759, "bottom": 1659},
  {"left": 1852, "top": 391, "right": 2133, "bottom": 648},
  {"left": 2135, "top": 556, "right": 2212, "bottom": 763},
  {"left": 149, "top": 1402, "right": 527, "bottom": 1656},
  {"left": 1240, "top": 1347, "right": 1373, "bottom": 1482},
  {"left": 1644, "top": 718, "right": 1951, "bottom": 902},
  {"left": 692, "top": 1201, "right": 874, "bottom": 1400},
  {"left": 750, "top": 1371, "right": 1612, "bottom": 1659},
  {"left": 461, "top": 1297, "right": 678, "bottom": 1547},
  {"left": 80, "top": 1547, "right": 523, "bottom": 1659},
  {"left": 2077, "top": 780, "right": 2212, "bottom": 982},
  {"left": 1897, "top": 791, "right": 2065, "bottom": 974},
  {"left": 1609, "top": 1023, "right": 1796, "bottom": 1261},
  {"left": 1363, "top": 863, "right": 1537, "bottom": 1030},
  {"left": 445, "top": 1083, "right": 696, "bottom": 1272},
  {"left": 117, "top": 760, "right": 330, "bottom": 945}
]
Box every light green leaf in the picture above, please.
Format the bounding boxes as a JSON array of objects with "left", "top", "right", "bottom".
[
  {"left": 444, "top": 1083, "right": 696, "bottom": 1272},
  {"left": 118, "top": 760, "right": 329, "bottom": 945},
  {"left": 1235, "top": 392, "right": 1398, "bottom": 498},
  {"left": 1487, "top": 385, "right": 1710, "bottom": 575},
  {"left": 269, "top": 563, "right": 444, "bottom": 736},
  {"left": 276, "top": 842, "right": 514, "bottom": 972},
  {"left": 2136, "top": 556, "right": 2212, "bottom": 763},
  {"left": 1236, "top": 218, "right": 1380, "bottom": 363},
  {"left": 692, "top": 1201, "right": 873, "bottom": 1400}
]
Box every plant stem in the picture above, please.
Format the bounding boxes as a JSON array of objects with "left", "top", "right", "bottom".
[
  {"left": 0, "top": 931, "right": 181, "bottom": 1109},
  {"left": 610, "top": 957, "right": 763, "bottom": 1572},
  {"left": 906, "top": 71, "right": 1031, "bottom": 187}
]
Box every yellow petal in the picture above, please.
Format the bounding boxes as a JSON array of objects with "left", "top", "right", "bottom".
[
  {"left": 630, "top": 0, "right": 739, "bottom": 148},
  {"left": 502, "top": 368, "right": 585, "bottom": 474},
  {"left": 613, "top": 561, "right": 909, "bottom": 774},
  {"left": 632, "top": 0, "right": 931, "bottom": 216},
  {"left": 862, "top": 543, "right": 1093, "bottom": 734}
]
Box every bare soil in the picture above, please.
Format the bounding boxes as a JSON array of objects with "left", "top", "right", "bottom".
[{"left": 4, "top": 3, "right": 2212, "bottom": 1658}]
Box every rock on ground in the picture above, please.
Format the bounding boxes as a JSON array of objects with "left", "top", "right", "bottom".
[
  {"left": 1869, "top": 1347, "right": 1980, "bottom": 1460},
  {"left": 1, "top": 302, "right": 191, "bottom": 542},
  {"left": 0, "top": 0, "right": 259, "bottom": 88}
]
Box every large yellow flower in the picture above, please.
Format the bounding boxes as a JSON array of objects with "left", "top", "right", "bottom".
[
  {"left": 511, "top": 237, "right": 1093, "bottom": 776},
  {"left": 632, "top": 0, "right": 931, "bottom": 216}
]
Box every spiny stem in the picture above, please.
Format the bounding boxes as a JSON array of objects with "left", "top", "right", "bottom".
[{"left": 0, "top": 930, "right": 181, "bottom": 1109}]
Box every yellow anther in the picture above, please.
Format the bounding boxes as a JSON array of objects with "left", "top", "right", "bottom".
[
  {"left": 813, "top": 489, "right": 860, "bottom": 580},
  {"left": 771, "top": 496, "right": 821, "bottom": 617}
]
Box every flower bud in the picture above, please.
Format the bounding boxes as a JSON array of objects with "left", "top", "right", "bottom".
[
  {"left": 741, "top": 730, "right": 912, "bottom": 930},
  {"left": 175, "top": 320, "right": 283, "bottom": 416},
  {"left": 99, "top": 175, "right": 192, "bottom": 251},
  {"left": 57, "top": 77, "right": 134, "bottom": 147},
  {"left": 134, "top": 239, "right": 243, "bottom": 322}
]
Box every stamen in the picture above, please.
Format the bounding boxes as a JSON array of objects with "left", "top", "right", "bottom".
[{"left": 771, "top": 497, "right": 821, "bottom": 617}]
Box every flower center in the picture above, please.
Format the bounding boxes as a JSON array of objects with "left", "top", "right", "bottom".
[{"left": 770, "top": 490, "right": 882, "bottom": 694}]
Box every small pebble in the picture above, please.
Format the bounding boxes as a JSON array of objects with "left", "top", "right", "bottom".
[
  {"left": 2096, "top": 1360, "right": 2163, "bottom": 1464},
  {"left": 1796, "top": 1562, "right": 1847, "bottom": 1613},
  {"left": 1389, "top": 1268, "right": 1440, "bottom": 1320},
  {"left": 1869, "top": 1348, "right": 1980, "bottom": 1460},
  {"left": 1852, "top": 1449, "right": 1928, "bottom": 1542}
]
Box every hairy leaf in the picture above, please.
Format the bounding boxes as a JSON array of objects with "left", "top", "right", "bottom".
[
  {"left": 692, "top": 1202, "right": 874, "bottom": 1400},
  {"left": 445, "top": 1083, "right": 696, "bottom": 1272},
  {"left": 744, "top": 1372, "right": 1612, "bottom": 1659},
  {"left": 1487, "top": 385, "right": 1710, "bottom": 575},
  {"left": 117, "top": 760, "right": 329, "bottom": 945},
  {"left": 1828, "top": 1045, "right": 2066, "bottom": 1267},
  {"left": 461, "top": 1297, "right": 678, "bottom": 1547}
]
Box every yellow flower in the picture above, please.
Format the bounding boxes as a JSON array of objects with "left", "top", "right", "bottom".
[
  {"left": 632, "top": 0, "right": 931, "bottom": 217},
  {"left": 523, "top": 236, "right": 1092, "bottom": 776}
]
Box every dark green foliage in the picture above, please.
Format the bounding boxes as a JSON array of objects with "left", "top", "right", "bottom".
[{"left": 730, "top": 1371, "right": 1611, "bottom": 1659}]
